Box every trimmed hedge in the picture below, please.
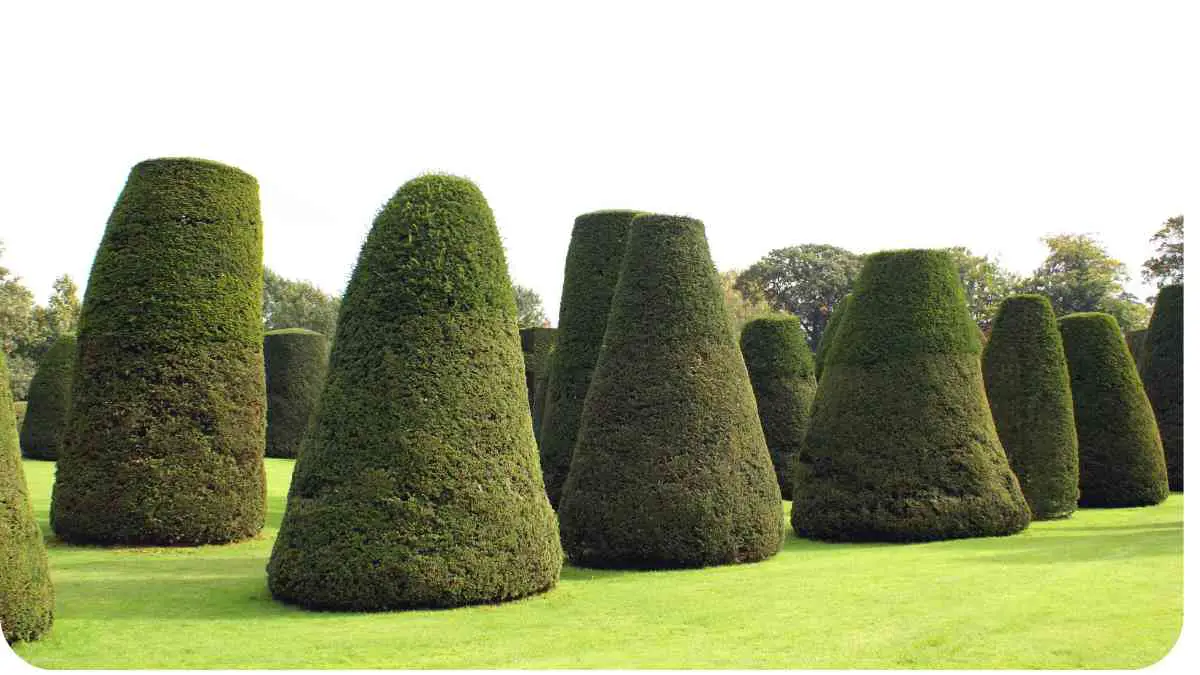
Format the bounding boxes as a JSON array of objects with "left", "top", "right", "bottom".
[
  {"left": 539, "top": 210, "right": 641, "bottom": 507},
  {"left": 982, "top": 295, "right": 1079, "bottom": 519},
  {"left": 19, "top": 334, "right": 76, "bottom": 460},
  {"left": 1059, "top": 312, "right": 1168, "bottom": 507},
  {"left": 791, "top": 249, "right": 1031, "bottom": 542},
  {"left": 519, "top": 327, "right": 556, "bottom": 443},
  {"left": 740, "top": 316, "right": 817, "bottom": 500},
  {"left": 1140, "top": 285, "right": 1183, "bottom": 491},
  {"left": 1125, "top": 328, "right": 1148, "bottom": 371},
  {"left": 558, "top": 214, "right": 783, "bottom": 569},
  {"left": 267, "top": 174, "right": 562, "bottom": 611},
  {"left": 1, "top": 352, "right": 54, "bottom": 643},
  {"left": 265, "top": 329, "right": 329, "bottom": 459},
  {"left": 814, "top": 294, "right": 852, "bottom": 380},
  {"left": 51, "top": 158, "right": 267, "bottom": 546}
]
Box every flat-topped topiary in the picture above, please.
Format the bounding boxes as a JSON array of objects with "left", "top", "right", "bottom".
[
  {"left": 519, "top": 327, "right": 556, "bottom": 443},
  {"left": 19, "top": 334, "right": 76, "bottom": 460},
  {"left": 1140, "top": 285, "right": 1183, "bottom": 491},
  {"left": 814, "top": 294, "right": 852, "bottom": 380},
  {"left": 264, "top": 329, "right": 329, "bottom": 459}
]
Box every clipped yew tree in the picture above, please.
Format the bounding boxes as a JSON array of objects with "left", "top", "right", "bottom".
[
  {"left": 740, "top": 316, "right": 817, "bottom": 500},
  {"left": 1, "top": 352, "right": 54, "bottom": 643},
  {"left": 814, "top": 294, "right": 852, "bottom": 380},
  {"left": 1125, "top": 328, "right": 1148, "bottom": 371},
  {"left": 267, "top": 174, "right": 561, "bottom": 611},
  {"left": 558, "top": 214, "right": 782, "bottom": 569},
  {"left": 539, "top": 210, "right": 641, "bottom": 507},
  {"left": 1138, "top": 284, "right": 1183, "bottom": 491},
  {"left": 51, "top": 158, "right": 266, "bottom": 545},
  {"left": 265, "top": 329, "right": 329, "bottom": 459},
  {"left": 519, "top": 327, "right": 556, "bottom": 441},
  {"left": 792, "top": 249, "right": 1031, "bottom": 542},
  {"left": 981, "top": 295, "right": 1079, "bottom": 519},
  {"left": 1059, "top": 312, "right": 1168, "bottom": 506},
  {"left": 19, "top": 334, "right": 76, "bottom": 460}
]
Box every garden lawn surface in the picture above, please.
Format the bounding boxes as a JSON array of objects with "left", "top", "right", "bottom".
[{"left": 10, "top": 458, "right": 1182, "bottom": 669}]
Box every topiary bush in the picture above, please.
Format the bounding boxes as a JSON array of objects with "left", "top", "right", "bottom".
[
  {"left": 1137, "top": 284, "right": 1183, "bottom": 491},
  {"left": 267, "top": 174, "right": 562, "bottom": 611},
  {"left": 1, "top": 352, "right": 54, "bottom": 643},
  {"left": 50, "top": 158, "right": 267, "bottom": 546},
  {"left": 791, "top": 249, "right": 1031, "bottom": 542},
  {"left": 1124, "top": 328, "right": 1148, "bottom": 372},
  {"left": 19, "top": 334, "right": 76, "bottom": 461},
  {"left": 264, "top": 329, "right": 329, "bottom": 459},
  {"left": 539, "top": 210, "right": 641, "bottom": 507},
  {"left": 981, "top": 295, "right": 1079, "bottom": 519},
  {"left": 558, "top": 214, "right": 783, "bottom": 569},
  {"left": 519, "top": 327, "right": 556, "bottom": 443},
  {"left": 1059, "top": 312, "right": 1168, "bottom": 507},
  {"left": 814, "top": 294, "right": 852, "bottom": 380},
  {"left": 740, "top": 316, "right": 817, "bottom": 500}
]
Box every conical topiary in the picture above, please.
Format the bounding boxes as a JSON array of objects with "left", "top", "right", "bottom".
[
  {"left": 51, "top": 158, "right": 266, "bottom": 546},
  {"left": 267, "top": 174, "right": 562, "bottom": 611},
  {"left": 982, "top": 295, "right": 1079, "bottom": 519},
  {"left": 558, "top": 214, "right": 783, "bottom": 569},
  {"left": 519, "top": 327, "right": 556, "bottom": 443},
  {"left": 792, "top": 249, "right": 1031, "bottom": 542},
  {"left": 19, "top": 334, "right": 76, "bottom": 460},
  {"left": 1125, "top": 328, "right": 1148, "bottom": 373},
  {"left": 740, "top": 316, "right": 817, "bottom": 500},
  {"left": 1141, "top": 285, "right": 1183, "bottom": 491},
  {"left": 538, "top": 210, "right": 641, "bottom": 507},
  {"left": 1, "top": 352, "right": 54, "bottom": 643},
  {"left": 1059, "top": 312, "right": 1168, "bottom": 507},
  {"left": 265, "top": 329, "right": 329, "bottom": 459},
  {"left": 814, "top": 294, "right": 852, "bottom": 380}
]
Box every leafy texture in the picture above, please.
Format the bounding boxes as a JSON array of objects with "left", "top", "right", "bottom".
[
  {"left": 813, "top": 294, "right": 852, "bottom": 380},
  {"left": 1140, "top": 285, "right": 1183, "bottom": 491},
  {"left": 1021, "top": 234, "right": 1149, "bottom": 331},
  {"left": 519, "top": 327, "right": 555, "bottom": 445},
  {"left": 1125, "top": 328, "right": 1148, "bottom": 374},
  {"left": 735, "top": 244, "right": 861, "bottom": 348},
  {"left": 1141, "top": 215, "right": 1183, "bottom": 288},
  {"left": 264, "top": 329, "right": 328, "bottom": 459},
  {"left": 262, "top": 268, "right": 341, "bottom": 337},
  {"left": 19, "top": 335, "right": 75, "bottom": 460}
]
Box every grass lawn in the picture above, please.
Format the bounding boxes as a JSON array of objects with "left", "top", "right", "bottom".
[{"left": 9, "top": 457, "right": 1182, "bottom": 669}]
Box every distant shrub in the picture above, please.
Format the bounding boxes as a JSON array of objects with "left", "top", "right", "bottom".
[
  {"left": 1140, "top": 285, "right": 1183, "bottom": 491},
  {"left": 519, "top": 327, "right": 556, "bottom": 442},
  {"left": 19, "top": 335, "right": 76, "bottom": 460},
  {"left": 265, "top": 329, "right": 328, "bottom": 459}
]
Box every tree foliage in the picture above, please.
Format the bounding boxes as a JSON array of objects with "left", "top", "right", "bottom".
[
  {"left": 1021, "top": 234, "right": 1149, "bottom": 330},
  {"left": 735, "top": 244, "right": 862, "bottom": 348},
  {"left": 513, "top": 284, "right": 548, "bottom": 328},
  {"left": 263, "top": 267, "right": 341, "bottom": 337},
  {"left": 720, "top": 269, "right": 778, "bottom": 330},
  {"left": 1, "top": 245, "right": 79, "bottom": 399},
  {"left": 942, "top": 247, "right": 1017, "bottom": 330},
  {"left": 1142, "top": 215, "right": 1183, "bottom": 288}
]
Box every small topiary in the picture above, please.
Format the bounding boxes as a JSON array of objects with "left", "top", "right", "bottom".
[
  {"left": 519, "top": 327, "right": 556, "bottom": 442},
  {"left": 740, "top": 316, "right": 817, "bottom": 500},
  {"left": 982, "top": 295, "right": 1079, "bottom": 519},
  {"left": 19, "top": 334, "right": 76, "bottom": 460},
  {"left": 1059, "top": 312, "right": 1168, "bottom": 507},
  {"left": 267, "top": 174, "right": 562, "bottom": 611},
  {"left": 1, "top": 352, "right": 54, "bottom": 643},
  {"left": 558, "top": 214, "right": 783, "bottom": 569},
  {"left": 51, "top": 158, "right": 267, "bottom": 546},
  {"left": 264, "top": 329, "right": 329, "bottom": 459},
  {"left": 1139, "top": 285, "right": 1183, "bottom": 491},
  {"left": 539, "top": 210, "right": 642, "bottom": 507},
  {"left": 791, "top": 249, "right": 1031, "bottom": 542},
  {"left": 814, "top": 294, "right": 852, "bottom": 380}
]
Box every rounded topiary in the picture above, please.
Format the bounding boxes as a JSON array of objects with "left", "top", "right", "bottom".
[
  {"left": 1, "top": 352, "right": 54, "bottom": 643},
  {"left": 265, "top": 329, "right": 329, "bottom": 459},
  {"left": 267, "top": 174, "right": 562, "bottom": 611},
  {"left": 51, "top": 158, "right": 266, "bottom": 546},
  {"left": 519, "top": 327, "right": 556, "bottom": 442},
  {"left": 1059, "top": 312, "right": 1168, "bottom": 507},
  {"left": 539, "top": 210, "right": 641, "bottom": 507},
  {"left": 740, "top": 316, "right": 817, "bottom": 500},
  {"left": 792, "top": 249, "right": 1031, "bottom": 542},
  {"left": 1141, "top": 285, "right": 1183, "bottom": 491},
  {"left": 814, "top": 294, "right": 852, "bottom": 380},
  {"left": 19, "top": 334, "right": 76, "bottom": 460},
  {"left": 558, "top": 214, "right": 783, "bottom": 569},
  {"left": 981, "top": 295, "right": 1079, "bottom": 519}
]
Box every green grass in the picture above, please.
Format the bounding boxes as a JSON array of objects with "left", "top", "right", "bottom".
[{"left": 10, "top": 458, "right": 1182, "bottom": 669}]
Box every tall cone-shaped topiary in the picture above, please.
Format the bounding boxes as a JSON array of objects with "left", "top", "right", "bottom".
[
  {"left": 1059, "top": 312, "right": 1168, "bottom": 506},
  {"left": 1, "top": 352, "right": 54, "bottom": 643},
  {"left": 1141, "top": 285, "right": 1183, "bottom": 491},
  {"left": 265, "top": 329, "right": 329, "bottom": 459},
  {"left": 20, "top": 334, "right": 76, "bottom": 460},
  {"left": 814, "top": 294, "right": 852, "bottom": 380},
  {"left": 267, "top": 175, "right": 562, "bottom": 611},
  {"left": 539, "top": 210, "right": 641, "bottom": 507},
  {"left": 740, "top": 316, "right": 817, "bottom": 500},
  {"left": 792, "top": 249, "right": 1031, "bottom": 542},
  {"left": 558, "top": 214, "right": 782, "bottom": 569},
  {"left": 982, "top": 295, "right": 1079, "bottom": 519},
  {"left": 520, "top": 327, "right": 556, "bottom": 443},
  {"left": 51, "top": 158, "right": 266, "bottom": 545},
  {"left": 1125, "top": 328, "right": 1148, "bottom": 373}
]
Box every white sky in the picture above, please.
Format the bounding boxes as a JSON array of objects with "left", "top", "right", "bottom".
[{"left": 1, "top": 1, "right": 1195, "bottom": 323}]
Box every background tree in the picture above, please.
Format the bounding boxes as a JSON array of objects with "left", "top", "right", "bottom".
[
  {"left": 1020, "top": 234, "right": 1149, "bottom": 330},
  {"left": 1, "top": 245, "right": 79, "bottom": 399},
  {"left": 1142, "top": 215, "right": 1183, "bottom": 289},
  {"left": 263, "top": 267, "right": 341, "bottom": 337},
  {"left": 735, "top": 244, "right": 862, "bottom": 348},
  {"left": 942, "top": 247, "right": 1018, "bottom": 330},
  {"left": 513, "top": 284, "right": 548, "bottom": 328},
  {"left": 720, "top": 270, "right": 778, "bottom": 330}
]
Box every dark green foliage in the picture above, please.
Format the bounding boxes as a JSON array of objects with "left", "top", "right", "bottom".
[
  {"left": 982, "top": 295, "right": 1079, "bottom": 519},
  {"left": 1125, "top": 329, "right": 1148, "bottom": 371},
  {"left": 519, "top": 327, "right": 556, "bottom": 441},
  {"left": 539, "top": 210, "right": 641, "bottom": 507},
  {"left": 792, "top": 249, "right": 1031, "bottom": 542},
  {"left": 1059, "top": 312, "right": 1168, "bottom": 506},
  {"left": 51, "top": 158, "right": 267, "bottom": 545},
  {"left": 264, "top": 329, "right": 328, "bottom": 459},
  {"left": 558, "top": 214, "right": 783, "bottom": 569},
  {"left": 19, "top": 335, "right": 75, "bottom": 460},
  {"left": 268, "top": 174, "right": 561, "bottom": 611},
  {"left": 1140, "top": 285, "right": 1183, "bottom": 491},
  {"left": 1, "top": 352, "right": 54, "bottom": 643},
  {"left": 740, "top": 316, "right": 816, "bottom": 500},
  {"left": 12, "top": 402, "right": 25, "bottom": 431},
  {"left": 813, "top": 294, "right": 852, "bottom": 380}
]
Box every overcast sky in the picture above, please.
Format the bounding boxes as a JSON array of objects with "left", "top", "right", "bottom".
[{"left": 1, "top": 2, "right": 1194, "bottom": 322}]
